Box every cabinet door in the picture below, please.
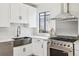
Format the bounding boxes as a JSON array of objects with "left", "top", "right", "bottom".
[
  {"left": 32, "top": 38, "right": 44, "bottom": 56},
  {"left": 13, "top": 46, "right": 25, "bottom": 56},
  {"left": 0, "top": 3, "right": 10, "bottom": 27},
  {"left": 43, "top": 40, "right": 48, "bottom": 56},
  {"left": 37, "top": 39, "right": 44, "bottom": 56},
  {"left": 32, "top": 38, "right": 38, "bottom": 55},
  {"left": 20, "top": 4, "right": 29, "bottom": 24},
  {"left": 13, "top": 47, "right": 20, "bottom": 56},
  {"left": 28, "top": 6, "right": 37, "bottom": 28},
  {"left": 10, "top": 3, "right": 20, "bottom": 23},
  {"left": 24, "top": 44, "right": 32, "bottom": 56}
]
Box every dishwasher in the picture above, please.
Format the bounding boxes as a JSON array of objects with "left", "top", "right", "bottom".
[{"left": 0, "top": 41, "right": 13, "bottom": 56}]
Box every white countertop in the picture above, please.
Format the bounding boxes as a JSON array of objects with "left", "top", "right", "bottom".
[
  {"left": 31, "top": 35, "right": 49, "bottom": 39},
  {"left": 13, "top": 35, "right": 50, "bottom": 40},
  {"left": 0, "top": 37, "right": 14, "bottom": 42}
]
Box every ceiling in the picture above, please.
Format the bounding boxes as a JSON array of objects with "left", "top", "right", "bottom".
[
  {"left": 24, "top": 3, "right": 56, "bottom": 8},
  {"left": 24, "top": 3, "right": 38, "bottom": 8}
]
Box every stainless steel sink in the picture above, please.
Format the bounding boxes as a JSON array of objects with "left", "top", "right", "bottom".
[{"left": 13, "top": 37, "right": 32, "bottom": 47}]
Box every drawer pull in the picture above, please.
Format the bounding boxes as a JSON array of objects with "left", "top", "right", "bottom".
[{"left": 23, "top": 48, "right": 26, "bottom": 52}]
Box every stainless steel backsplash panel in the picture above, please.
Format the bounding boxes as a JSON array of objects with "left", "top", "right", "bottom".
[{"left": 56, "top": 20, "right": 78, "bottom": 36}]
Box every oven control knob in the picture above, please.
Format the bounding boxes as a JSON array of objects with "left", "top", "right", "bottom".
[
  {"left": 54, "top": 43, "right": 56, "bottom": 45},
  {"left": 64, "top": 44, "right": 66, "bottom": 46},
  {"left": 68, "top": 45, "right": 70, "bottom": 47},
  {"left": 60, "top": 44, "right": 62, "bottom": 46}
]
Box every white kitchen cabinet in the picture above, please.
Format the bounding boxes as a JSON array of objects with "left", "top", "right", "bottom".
[
  {"left": 43, "top": 40, "right": 48, "bottom": 56},
  {"left": 10, "top": 3, "right": 37, "bottom": 26},
  {"left": 19, "top": 4, "right": 29, "bottom": 24},
  {"left": 28, "top": 6, "right": 37, "bottom": 28},
  {"left": 32, "top": 38, "right": 44, "bottom": 56},
  {"left": 13, "top": 44, "right": 32, "bottom": 56},
  {"left": 10, "top": 3, "right": 28, "bottom": 24},
  {"left": 0, "top": 3, "right": 10, "bottom": 27},
  {"left": 13, "top": 45, "right": 25, "bottom": 56},
  {"left": 25, "top": 44, "right": 32, "bottom": 56},
  {"left": 10, "top": 3, "right": 20, "bottom": 23}
]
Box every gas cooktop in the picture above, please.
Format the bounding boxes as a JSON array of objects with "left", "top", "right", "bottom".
[{"left": 49, "top": 36, "right": 78, "bottom": 42}]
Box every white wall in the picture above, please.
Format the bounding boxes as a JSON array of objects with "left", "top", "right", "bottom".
[
  {"left": 36, "top": 3, "right": 61, "bottom": 34},
  {"left": 36, "top": 3, "right": 79, "bottom": 36},
  {"left": 0, "top": 3, "right": 79, "bottom": 38},
  {"left": 37, "top": 3, "right": 61, "bottom": 18},
  {"left": 0, "top": 24, "right": 20, "bottom": 38},
  {"left": 0, "top": 28, "right": 11, "bottom": 38},
  {"left": 70, "top": 3, "right": 79, "bottom": 18}
]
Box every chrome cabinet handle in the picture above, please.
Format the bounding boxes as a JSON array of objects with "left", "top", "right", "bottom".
[
  {"left": 19, "top": 16, "right": 22, "bottom": 20},
  {"left": 41, "top": 44, "right": 43, "bottom": 48},
  {"left": 23, "top": 48, "right": 26, "bottom": 52},
  {"left": 19, "top": 29, "right": 21, "bottom": 35},
  {"left": 37, "top": 40, "right": 40, "bottom": 42}
]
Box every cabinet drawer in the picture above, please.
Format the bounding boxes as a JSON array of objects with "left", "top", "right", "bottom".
[{"left": 13, "top": 45, "right": 25, "bottom": 56}]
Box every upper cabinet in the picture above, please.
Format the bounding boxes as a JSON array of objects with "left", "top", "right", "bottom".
[
  {"left": 20, "top": 4, "right": 29, "bottom": 24},
  {"left": 10, "top": 3, "right": 20, "bottom": 23},
  {"left": 0, "top": 4, "right": 10, "bottom": 27},
  {"left": 10, "top": 3, "right": 28, "bottom": 24},
  {"left": 28, "top": 6, "right": 37, "bottom": 28},
  {"left": 10, "top": 3, "right": 37, "bottom": 28}
]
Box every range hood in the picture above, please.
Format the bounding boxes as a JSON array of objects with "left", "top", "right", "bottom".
[{"left": 51, "top": 3, "right": 78, "bottom": 20}]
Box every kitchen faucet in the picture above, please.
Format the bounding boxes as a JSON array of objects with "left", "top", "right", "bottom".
[{"left": 17, "top": 26, "right": 21, "bottom": 37}]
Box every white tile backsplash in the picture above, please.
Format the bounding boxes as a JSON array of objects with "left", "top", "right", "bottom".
[
  {"left": 0, "top": 23, "right": 34, "bottom": 39},
  {"left": 19, "top": 27, "right": 33, "bottom": 37},
  {"left": 10, "top": 23, "right": 33, "bottom": 38}
]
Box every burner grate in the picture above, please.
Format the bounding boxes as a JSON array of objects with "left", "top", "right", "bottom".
[{"left": 49, "top": 36, "right": 78, "bottom": 42}]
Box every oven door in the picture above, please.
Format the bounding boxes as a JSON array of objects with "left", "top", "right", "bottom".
[
  {"left": 48, "top": 47, "right": 73, "bottom": 56},
  {"left": 50, "top": 48, "right": 68, "bottom": 56},
  {"left": 48, "top": 42, "right": 73, "bottom": 56}
]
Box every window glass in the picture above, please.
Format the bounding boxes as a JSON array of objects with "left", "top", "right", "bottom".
[{"left": 39, "top": 11, "right": 50, "bottom": 33}]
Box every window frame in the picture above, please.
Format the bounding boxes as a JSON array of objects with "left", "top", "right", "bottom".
[{"left": 39, "top": 11, "right": 50, "bottom": 33}]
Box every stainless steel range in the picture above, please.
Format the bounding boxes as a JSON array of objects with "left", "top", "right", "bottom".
[
  {"left": 48, "top": 3, "right": 79, "bottom": 56},
  {"left": 48, "top": 36, "right": 78, "bottom": 56}
]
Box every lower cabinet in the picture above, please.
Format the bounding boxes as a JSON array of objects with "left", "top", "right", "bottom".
[
  {"left": 32, "top": 38, "right": 44, "bottom": 56},
  {"left": 32, "top": 38, "right": 48, "bottom": 56},
  {"left": 13, "top": 44, "right": 32, "bottom": 56},
  {"left": 13, "top": 39, "right": 48, "bottom": 56},
  {"left": 43, "top": 40, "right": 48, "bottom": 56},
  {"left": 25, "top": 44, "right": 32, "bottom": 56},
  {"left": 13, "top": 45, "right": 25, "bottom": 56}
]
